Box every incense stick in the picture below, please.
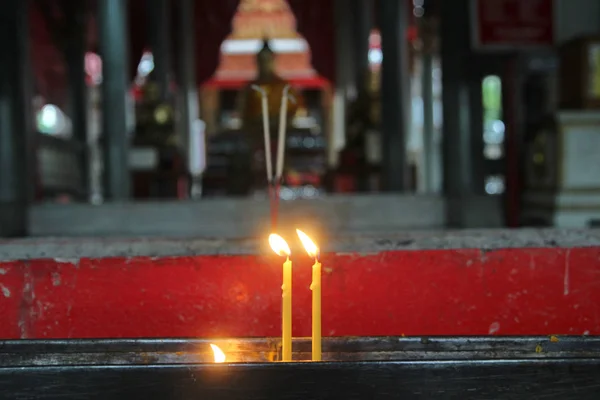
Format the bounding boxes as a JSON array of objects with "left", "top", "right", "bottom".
[
  {"left": 251, "top": 85, "right": 279, "bottom": 229},
  {"left": 251, "top": 85, "right": 272, "bottom": 184},
  {"left": 275, "top": 85, "right": 292, "bottom": 181},
  {"left": 269, "top": 183, "right": 279, "bottom": 229}
]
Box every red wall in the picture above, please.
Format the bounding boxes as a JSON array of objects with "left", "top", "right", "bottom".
[{"left": 1, "top": 246, "right": 598, "bottom": 339}]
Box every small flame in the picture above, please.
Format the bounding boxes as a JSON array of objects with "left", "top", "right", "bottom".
[
  {"left": 210, "top": 344, "right": 226, "bottom": 363},
  {"left": 296, "top": 229, "right": 319, "bottom": 258},
  {"left": 269, "top": 233, "right": 291, "bottom": 257}
]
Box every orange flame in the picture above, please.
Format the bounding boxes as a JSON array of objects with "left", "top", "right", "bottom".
[
  {"left": 210, "top": 344, "right": 226, "bottom": 363},
  {"left": 296, "top": 229, "right": 319, "bottom": 258},
  {"left": 269, "top": 233, "right": 291, "bottom": 257}
]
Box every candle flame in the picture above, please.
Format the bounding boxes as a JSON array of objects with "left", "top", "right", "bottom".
[
  {"left": 210, "top": 344, "right": 226, "bottom": 363},
  {"left": 296, "top": 229, "right": 319, "bottom": 258},
  {"left": 269, "top": 233, "right": 291, "bottom": 257}
]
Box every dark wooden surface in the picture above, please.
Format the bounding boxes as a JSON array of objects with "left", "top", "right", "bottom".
[
  {"left": 1, "top": 359, "right": 599, "bottom": 399},
  {"left": 1, "top": 336, "right": 599, "bottom": 399}
]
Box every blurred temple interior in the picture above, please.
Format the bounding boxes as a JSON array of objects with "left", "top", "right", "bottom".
[{"left": 2, "top": 0, "right": 600, "bottom": 237}]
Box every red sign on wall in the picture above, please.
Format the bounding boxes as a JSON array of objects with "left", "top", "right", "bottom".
[{"left": 471, "top": 0, "right": 555, "bottom": 49}]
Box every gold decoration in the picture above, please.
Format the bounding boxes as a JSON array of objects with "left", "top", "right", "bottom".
[
  {"left": 239, "top": 0, "right": 288, "bottom": 13},
  {"left": 214, "top": 0, "right": 315, "bottom": 81}
]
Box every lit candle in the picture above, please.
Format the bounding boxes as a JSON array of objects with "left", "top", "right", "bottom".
[
  {"left": 210, "top": 343, "right": 226, "bottom": 363},
  {"left": 275, "top": 85, "right": 292, "bottom": 181},
  {"left": 251, "top": 85, "right": 273, "bottom": 183},
  {"left": 296, "top": 229, "right": 321, "bottom": 361},
  {"left": 268, "top": 233, "right": 293, "bottom": 361}
]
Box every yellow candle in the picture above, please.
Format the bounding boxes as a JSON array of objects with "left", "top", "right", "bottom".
[
  {"left": 282, "top": 256, "right": 292, "bottom": 361},
  {"left": 311, "top": 259, "right": 322, "bottom": 361},
  {"left": 296, "top": 229, "right": 321, "bottom": 361},
  {"left": 268, "top": 233, "right": 293, "bottom": 361}
]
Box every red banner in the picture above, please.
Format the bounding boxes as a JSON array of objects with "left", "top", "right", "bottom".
[{"left": 471, "top": 0, "right": 554, "bottom": 49}]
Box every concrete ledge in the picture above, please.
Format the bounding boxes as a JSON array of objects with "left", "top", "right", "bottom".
[{"left": 1, "top": 228, "right": 599, "bottom": 261}]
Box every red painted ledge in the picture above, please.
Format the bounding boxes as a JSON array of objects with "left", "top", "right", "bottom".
[{"left": 0, "top": 245, "right": 599, "bottom": 339}]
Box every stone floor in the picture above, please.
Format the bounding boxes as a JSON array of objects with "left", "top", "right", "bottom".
[{"left": 27, "top": 194, "right": 504, "bottom": 238}]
